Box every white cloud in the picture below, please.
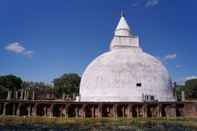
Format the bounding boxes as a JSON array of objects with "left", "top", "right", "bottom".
[
  {"left": 185, "top": 76, "right": 197, "bottom": 81},
  {"left": 159, "top": 53, "right": 177, "bottom": 65},
  {"left": 145, "top": 0, "right": 159, "bottom": 7},
  {"left": 161, "top": 53, "right": 183, "bottom": 69},
  {"left": 162, "top": 53, "right": 182, "bottom": 69},
  {"left": 23, "top": 50, "right": 34, "bottom": 58},
  {"left": 175, "top": 64, "right": 183, "bottom": 68},
  {"left": 5, "top": 42, "right": 34, "bottom": 58},
  {"left": 164, "top": 53, "right": 177, "bottom": 60},
  {"left": 130, "top": 0, "right": 160, "bottom": 8},
  {"left": 5, "top": 42, "right": 25, "bottom": 53},
  {"left": 176, "top": 76, "right": 197, "bottom": 85}
]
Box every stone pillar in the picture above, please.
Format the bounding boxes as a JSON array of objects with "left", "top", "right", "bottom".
[
  {"left": 82, "top": 104, "right": 86, "bottom": 118},
  {"left": 32, "top": 91, "right": 35, "bottom": 100},
  {"left": 98, "top": 103, "right": 102, "bottom": 118},
  {"left": 143, "top": 104, "right": 147, "bottom": 118},
  {"left": 91, "top": 105, "right": 96, "bottom": 118},
  {"left": 137, "top": 105, "right": 142, "bottom": 117},
  {"left": 60, "top": 105, "right": 65, "bottom": 117},
  {"left": 2, "top": 103, "right": 7, "bottom": 115},
  {"left": 136, "top": 105, "right": 139, "bottom": 117},
  {"left": 47, "top": 104, "right": 53, "bottom": 117},
  {"left": 44, "top": 106, "right": 47, "bottom": 117},
  {"left": 15, "top": 91, "right": 18, "bottom": 99},
  {"left": 27, "top": 105, "right": 31, "bottom": 117},
  {"left": 24, "top": 90, "right": 27, "bottom": 100},
  {"left": 113, "top": 104, "right": 117, "bottom": 119},
  {"left": 62, "top": 93, "right": 65, "bottom": 100},
  {"left": 7, "top": 91, "right": 11, "bottom": 100},
  {"left": 20, "top": 89, "right": 24, "bottom": 100},
  {"left": 13, "top": 103, "right": 16, "bottom": 115},
  {"left": 64, "top": 104, "right": 69, "bottom": 118},
  {"left": 181, "top": 91, "right": 185, "bottom": 101},
  {"left": 16, "top": 104, "right": 21, "bottom": 116},
  {"left": 157, "top": 104, "right": 162, "bottom": 117},
  {"left": 72, "top": 93, "right": 76, "bottom": 100},
  {"left": 122, "top": 106, "right": 124, "bottom": 118},
  {"left": 90, "top": 106, "right": 93, "bottom": 117},
  {"left": 75, "top": 106, "right": 79, "bottom": 118},
  {"left": 32, "top": 104, "right": 37, "bottom": 116},
  {"left": 27, "top": 90, "right": 29, "bottom": 100},
  {"left": 61, "top": 105, "right": 67, "bottom": 117},
  {"left": 127, "top": 104, "right": 132, "bottom": 118}
]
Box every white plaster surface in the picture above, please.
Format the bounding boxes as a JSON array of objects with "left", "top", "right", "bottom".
[{"left": 79, "top": 15, "right": 175, "bottom": 102}]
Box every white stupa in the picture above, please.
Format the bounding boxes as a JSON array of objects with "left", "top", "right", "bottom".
[{"left": 79, "top": 14, "right": 175, "bottom": 102}]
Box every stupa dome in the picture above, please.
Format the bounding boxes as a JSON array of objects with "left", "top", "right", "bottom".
[{"left": 79, "top": 14, "right": 175, "bottom": 102}]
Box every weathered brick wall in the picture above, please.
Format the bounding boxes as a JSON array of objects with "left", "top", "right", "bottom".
[{"left": 183, "top": 102, "right": 197, "bottom": 117}]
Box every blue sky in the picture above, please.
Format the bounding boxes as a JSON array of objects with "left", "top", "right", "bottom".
[{"left": 0, "top": 0, "right": 196, "bottom": 83}]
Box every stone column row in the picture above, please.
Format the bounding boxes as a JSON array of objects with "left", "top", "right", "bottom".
[
  {"left": 0, "top": 102, "right": 181, "bottom": 118},
  {"left": 6, "top": 90, "right": 35, "bottom": 100}
]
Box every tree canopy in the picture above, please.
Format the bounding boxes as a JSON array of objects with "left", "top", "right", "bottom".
[
  {"left": 175, "top": 79, "right": 197, "bottom": 100},
  {"left": 22, "top": 81, "right": 55, "bottom": 100},
  {"left": 0, "top": 75, "right": 22, "bottom": 91},
  {"left": 53, "top": 73, "right": 81, "bottom": 97},
  {"left": 22, "top": 81, "right": 52, "bottom": 89},
  {"left": 0, "top": 73, "right": 81, "bottom": 100},
  {"left": 0, "top": 75, "right": 23, "bottom": 99},
  {"left": 184, "top": 79, "right": 197, "bottom": 99}
]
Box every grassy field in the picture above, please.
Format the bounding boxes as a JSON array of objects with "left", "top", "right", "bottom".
[{"left": 0, "top": 116, "right": 197, "bottom": 129}]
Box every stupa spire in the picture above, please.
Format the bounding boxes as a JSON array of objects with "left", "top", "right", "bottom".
[
  {"left": 121, "top": 10, "right": 124, "bottom": 17},
  {"left": 110, "top": 13, "right": 140, "bottom": 50},
  {"left": 115, "top": 12, "right": 131, "bottom": 36}
]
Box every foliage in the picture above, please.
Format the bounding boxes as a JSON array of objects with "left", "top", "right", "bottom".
[
  {"left": 175, "top": 85, "right": 185, "bottom": 101},
  {"left": 22, "top": 81, "right": 52, "bottom": 89},
  {"left": 0, "top": 85, "right": 8, "bottom": 99},
  {"left": 0, "top": 73, "right": 81, "bottom": 100},
  {"left": 22, "top": 81, "right": 55, "bottom": 100},
  {"left": 175, "top": 79, "right": 197, "bottom": 100},
  {"left": 0, "top": 75, "right": 22, "bottom": 99},
  {"left": 184, "top": 79, "right": 197, "bottom": 99},
  {"left": 0, "top": 75, "right": 23, "bottom": 91},
  {"left": 53, "top": 73, "right": 81, "bottom": 97},
  {"left": 0, "top": 116, "right": 197, "bottom": 130}
]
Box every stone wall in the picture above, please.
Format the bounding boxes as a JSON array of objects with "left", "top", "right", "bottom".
[
  {"left": 183, "top": 102, "right": 197, "bottom": 117},
  {"left": 0, "top": 100, "right": 196, "bottom": 118}
]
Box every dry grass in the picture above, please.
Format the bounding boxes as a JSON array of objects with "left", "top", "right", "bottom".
[{"left": 0, "top": 116, "right": 197, "bottom": 129}]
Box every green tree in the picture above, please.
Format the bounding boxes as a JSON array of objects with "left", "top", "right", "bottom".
[
  {"left": 0, "top": 75, "right": 22, "bottom": 99},
  {"left": 0, "top": 85, "right": 8, "bottom": 99},
  {"left": 53, "top": 73, "right": 81, "bottom": 97},
  {"left": 22, "top": 81, "right": 54, "bottom": 100},
  {"left": 184, "top": 79, "right": 197, "bottom": 99},
  {"left": 175, "top": 85, "right": 185, "bottom": 101},
  {"left": 0, "top": 75, "right": 22, "bottom": 91},
  {"left": 22, "top": 81, "right": 52, "bottom": 89}
]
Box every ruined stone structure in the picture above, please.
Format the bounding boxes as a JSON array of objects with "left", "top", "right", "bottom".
[
  {"left": 1, "top": 14, "right": 197, "bottom": 118},
  {"left": 0, "top": 98, "right": 197, "bottom": 118},
  {"left": 0, "top": 89, "right": 197, "bottom": 118}
]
